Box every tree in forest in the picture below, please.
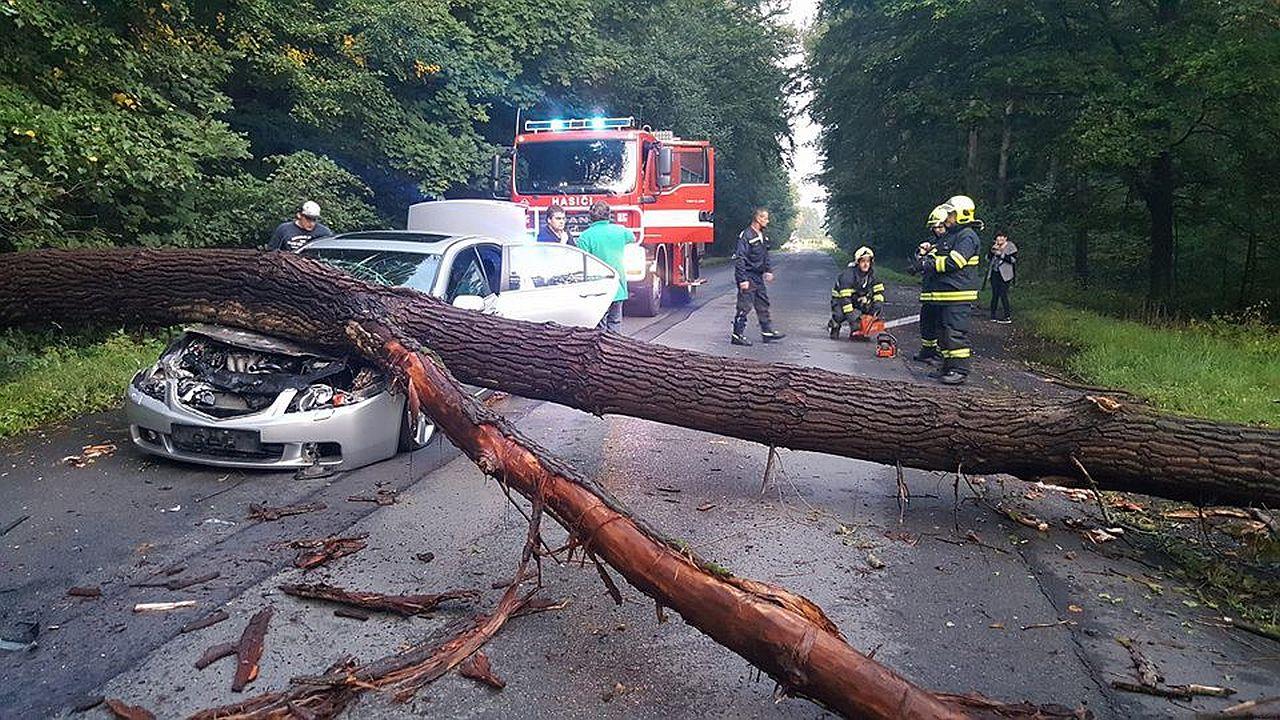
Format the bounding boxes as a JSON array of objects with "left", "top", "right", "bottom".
[{"left": 809, "top": 0, "right": 1280, "bottom": 314}]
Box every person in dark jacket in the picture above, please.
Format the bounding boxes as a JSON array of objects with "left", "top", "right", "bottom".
[
  {"left": 987, "top": 230, "right": 1017, "bottom": 323},
  {"left": 266, "top": 201, "right": 332, "bottom": 252},
  {"left": 731, "top": 207, "right": 786, "bottom": 346},
  {"left": 829, "top": 245, "right": 885, "bottom": 339},
  {"left": 916, "top": 195, "right": 982, "bottom": 385},
  {"left": 537, "top": 204, "right": 572, "bottom": 244},
  {"left": 910, "top": 204, "right": 951, "bottom": 363}
]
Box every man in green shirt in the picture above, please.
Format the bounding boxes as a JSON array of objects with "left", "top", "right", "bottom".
[{"left": 576, "top": 200, "right": 637, "bottom": 332}]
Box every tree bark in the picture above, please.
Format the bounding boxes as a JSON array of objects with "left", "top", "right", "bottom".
[
  {"left": 1144, "top": 151, "right": 1177, "bottom": 305},
  {"left": 1, "top": 248, "right": 1277, "bottom": 507},
  {"left": 966, "top": 125, "right": 981, "bottom": 195},
  {"left": 1072, "top": 225, "right": 1090, "bottom": 287},
  {"left": 1238, "top": 232, "right": 1258, "bottom": 309},
  {"left": 996, "top": 101, "right": 1013, "bottom": 209}
]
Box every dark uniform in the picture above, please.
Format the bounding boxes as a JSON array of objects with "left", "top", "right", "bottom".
[
  {"left": 732, "top": 226, "right": 776, "bottom": 340},
  {"left": 910, "top": 241, "right": 942, "bottom": 362},
  {"left": 829, "top": 264, "right": 884, "bottom": 337},
  {"left": 918, "top": 225, "right": 981, "bottom": 376}
]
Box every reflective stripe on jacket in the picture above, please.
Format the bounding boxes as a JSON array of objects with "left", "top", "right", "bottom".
[{"left": 919, "top": 225, "right": 981, "bottom": 303}]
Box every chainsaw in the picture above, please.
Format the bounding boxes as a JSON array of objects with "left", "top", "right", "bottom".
[
  {"left": 875, "top": 331, "right": 897, "bottom": 358},
  {"left": 849, "top": 314, "right": 886, "bottom": 341}
]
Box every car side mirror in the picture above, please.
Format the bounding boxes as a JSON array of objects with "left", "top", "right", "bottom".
[
  {"left": 452, "top": 295, "right": 486, "bottom": 312},
  {"left": 658, "top": 147, "right": 673, "bottom": 188}
]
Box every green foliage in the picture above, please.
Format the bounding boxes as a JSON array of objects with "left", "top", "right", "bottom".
[
  {"left": 0, "top": 327, "right": 168, "bottom": 438},
  {"left": 809, "top": 0, "right": 1280, "bottom": 316},
  {"left": 1, "top": 0, "right": 794, "bottom": 253},
  {"left": 544, "top": 0, "right": 798, "bottom": 252}
]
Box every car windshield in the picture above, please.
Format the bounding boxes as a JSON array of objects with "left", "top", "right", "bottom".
[
  {"left": 304, "top": 248, "right": 442, "bottom": 292},
  {"left": 515, "top": 139, "right": 637, "bottom": 195}
]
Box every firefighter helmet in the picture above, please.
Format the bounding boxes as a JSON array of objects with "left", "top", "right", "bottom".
[
  {"left": 854, "top": 246, "right": 875, "bottom": 262},
  {"left": 926, "top": 204, "right": 952, "bottom": 228},
  {"left": 946, "top": 195, "right": 976, "bottom": 225}
]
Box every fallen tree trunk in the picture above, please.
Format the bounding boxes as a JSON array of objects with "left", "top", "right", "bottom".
[
  {"left": 1, "top": 248, "right": 1275, "bottom": 507},
  {"left": 0, "top": 249, "right": 1087, "bottom": 718}
]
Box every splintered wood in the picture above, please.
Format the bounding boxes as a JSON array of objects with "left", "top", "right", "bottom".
[
  {"left": 278, "top": 583, "right": 478, "bottom": 617},
  {"left": 232, "top": 607, "right": 273, "bottom": 692},
  {"left": 247, "top": 502, "right": 326, "bottom": 522},
  {"left": 286, "top": 535, "right": 368, "bottom": 570}
]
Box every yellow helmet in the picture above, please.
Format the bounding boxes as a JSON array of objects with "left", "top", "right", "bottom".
[
  {"left": 853, "top": 246, "right": 875, "bottom": 262},
  {"left": 947, "top": 195, "right": 976, "bottom": 225},
  {"left": 926, "top": 204, "right": 952, "bottom": 228}
]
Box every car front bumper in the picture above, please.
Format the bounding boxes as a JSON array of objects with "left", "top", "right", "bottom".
[{"left": 125, "top": 381, "right": 404, "bottom": 471}]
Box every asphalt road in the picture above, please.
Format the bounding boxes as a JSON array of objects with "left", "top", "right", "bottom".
[{"left": 1, "top": 251, "right": 1276, "bottom": 719}]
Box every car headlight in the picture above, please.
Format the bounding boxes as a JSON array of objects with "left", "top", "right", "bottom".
[{"left": 132, "top": 365, "right": 167, "bottom": 402}]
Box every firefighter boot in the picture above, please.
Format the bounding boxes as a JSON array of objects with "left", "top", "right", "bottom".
[
  {"left": 912, "top": 348, "right": 941, "bottom": 364},
  {"left": 761, "top": 330, "right": 787, "bottom": 343},
  {"left": 828, "top": 320, "right": 842, "bottom": 340},
  {"left": 731, "top": 313, "right": 752, "bottom": 346}
]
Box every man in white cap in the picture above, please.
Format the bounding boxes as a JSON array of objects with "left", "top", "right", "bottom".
[{"left": 267, "top": 200, "right": 333, "bottom": 252}]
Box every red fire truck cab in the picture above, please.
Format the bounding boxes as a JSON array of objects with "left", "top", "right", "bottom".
[{"left": 502, "top": 116, "right": 715, "bottom": 317}]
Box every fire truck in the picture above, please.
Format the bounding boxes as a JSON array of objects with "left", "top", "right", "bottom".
[{"left": 496, "top": 116, "right": 715, "bottom": 317}]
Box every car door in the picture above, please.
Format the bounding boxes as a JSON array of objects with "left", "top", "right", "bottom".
[
  {"left": 493, "top": 243, "right": 616, "bottom": 327},
  {"left": 438, "top": 242, "right": 503, "bottom": 311}
]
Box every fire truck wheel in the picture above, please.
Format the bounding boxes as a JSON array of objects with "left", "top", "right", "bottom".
[{"left": 627, "top": 271, "right": 663, "bottom": 317}]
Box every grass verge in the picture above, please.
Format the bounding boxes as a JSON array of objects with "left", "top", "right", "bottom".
[
  {"left": 0, "top": 328, "right": 170, "bottom": 439},
  {"left": 1006, "top": 285, "right": 1279, "bottom": 426}
]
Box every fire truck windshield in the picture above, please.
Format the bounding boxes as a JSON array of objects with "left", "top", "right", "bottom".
[{"left": 515, "top": 139, "right": 637, "bottom": 196}]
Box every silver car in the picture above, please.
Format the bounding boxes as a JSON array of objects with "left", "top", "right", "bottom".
[{"left": 125, "top": 201, "right": 619, "bottom": 470}]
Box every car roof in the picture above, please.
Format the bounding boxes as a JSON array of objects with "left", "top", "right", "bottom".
[{"left": 301, "top": 230, "right": 528, "bottom": 255}]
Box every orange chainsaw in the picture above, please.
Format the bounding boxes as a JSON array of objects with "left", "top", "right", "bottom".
[
  {"left": 875, "top": 332, "right": 897, "bottom": 358},
  {"left": 850, "top": 314, "right": 886, "bottom": 341}
]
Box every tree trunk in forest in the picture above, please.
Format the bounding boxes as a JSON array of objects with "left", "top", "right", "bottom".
[
  {"left": 1144, "top": 151, "right": 1177, "bottom": 306},
  {"left": 1073, "top": 225, "right": 1090, "bottom": 287},
  {"left": 1073, "top": 179, "right": 1091, "bottom": 287},
  {"left": 996, "top": 102, "right": 1013, "bottom": 209},
  {"left": 1, "top": 249, "right": 1278, "bottom": 507},
  {"left": 1238, "top": 232, "right": 1258, "bottom": 308},
  {"left": 966, "top": 125, "right": 981, "bottom": 195}
]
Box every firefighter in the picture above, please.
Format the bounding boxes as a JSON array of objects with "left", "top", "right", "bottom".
[
  {"left": 917, "top": 195, "right": 982, "bottom": 385},
  {"left": 731, "top": 207, "right": 786, "bottom": 346},
  {"left": 828, "top": 246, "right": 885, "bottom": 339},
  {"left": 910, "top": 204, "right": 951, "bottom": 363}
]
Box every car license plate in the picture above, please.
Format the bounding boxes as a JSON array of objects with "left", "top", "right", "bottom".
[{"left": 171, "top": 424, "right": 262, "bottom": 454}]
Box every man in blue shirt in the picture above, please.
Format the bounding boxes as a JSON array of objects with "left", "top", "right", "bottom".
[{"left": 537, "top": 204, "right": 572, "bottom": 245}]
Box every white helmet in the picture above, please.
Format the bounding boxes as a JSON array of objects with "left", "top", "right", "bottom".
[
  {"left": 853, "top": 246, "right": 875, "bottom": 262},
  {"left": 300, "top": 200, "right": 322, "bottom": 219},
  {"left": 946, "top": 195, "right": 976, "bottom": 225}
]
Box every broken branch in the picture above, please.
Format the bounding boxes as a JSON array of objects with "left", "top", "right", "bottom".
[{"left": 277, "top": 583, "right": 478, "bottom": 617}]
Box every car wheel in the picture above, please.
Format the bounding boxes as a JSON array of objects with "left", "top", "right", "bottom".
[
  {"left": 627, "top": 271, "right": 663, "bottom": 317},
  {"left": 398, "top": 402, "right": 436, "bottom": 452}
]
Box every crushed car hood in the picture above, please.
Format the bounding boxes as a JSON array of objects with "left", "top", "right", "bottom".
[{"left": 185, "top": 324, "right": 332, "bottom": 357}]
